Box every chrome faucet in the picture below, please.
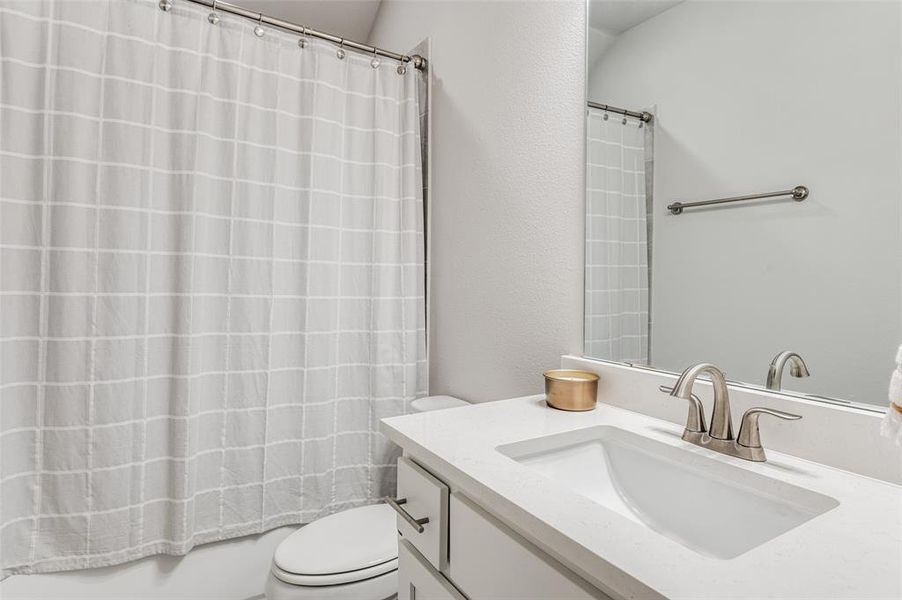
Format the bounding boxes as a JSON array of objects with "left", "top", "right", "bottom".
[
  {"left": 663, "top": 362, "right": 801, "bottom": 462},
  {"left": 766, "top": 351, "right": 810, "bottom": 390}
]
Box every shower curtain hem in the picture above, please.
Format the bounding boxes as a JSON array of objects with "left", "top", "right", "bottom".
[{"left": 0, "top": 514, "right": 303, "bottom": 578}]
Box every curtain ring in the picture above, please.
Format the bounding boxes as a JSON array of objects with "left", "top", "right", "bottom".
[
  {"left": 298, "top": 26, "right": 308, "bottom": 48},
  {"left": 207, "top": 0, "right": 219, "bottom": 24},
  {"left": 336, "top": 39, "right": 346, "bottom": 59},
  {"left": 602, "top": 110, "right": 609, "bottom": 121},
  {"left": 396, "top": 58, "right": 407, "bottom": 75},
  {"left": 254, "top": 13, "right": 265, "bottom": 37},
  {"left": 370, "top": 47, "right": 381, "bottom": 69},
  {"left": 159, "top": 0, "right": 172, "bottom": 11}
]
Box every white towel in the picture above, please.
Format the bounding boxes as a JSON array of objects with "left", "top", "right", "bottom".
[
  {"left": 880, "top": 406, "right": 902, "bottom": 446},
  {"left": 881, "top": 344, "right": 902, "bottom": 446},
  {"left": 891, "top": 369, "right": 902, "bottom": 404}
]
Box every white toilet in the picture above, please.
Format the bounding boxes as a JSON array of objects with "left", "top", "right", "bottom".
[{"left": 265, "top": 396, "right": 469, "bottom": 600}]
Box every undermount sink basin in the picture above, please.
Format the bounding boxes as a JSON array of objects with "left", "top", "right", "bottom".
[{"left": 497, "top": 425, "right": 839, "bottom": 559}]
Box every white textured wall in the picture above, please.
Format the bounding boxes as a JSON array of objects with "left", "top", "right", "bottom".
[
  {"left": 588, "top": 1, "right": 902, "bottom": 405},
  {"left": 369, "top": 1, "right": 587, "bottom": 402}
]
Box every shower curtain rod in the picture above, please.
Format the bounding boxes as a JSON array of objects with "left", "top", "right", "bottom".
[
  {"left": 174, "top": 0, "right": 428, "bottom": 71},
  {"left": 588, "top": 100, "right": 652, "bottom": 123}
]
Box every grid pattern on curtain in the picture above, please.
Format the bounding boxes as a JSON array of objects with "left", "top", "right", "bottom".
[
  {"left": 0, "top": 0, "right": 426, "bottom": 575},
  {"left": 584, "top": 109, "right": 649, "bottom": 363}
]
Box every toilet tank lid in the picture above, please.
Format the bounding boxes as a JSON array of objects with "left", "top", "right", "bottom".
[
  {"left": 273, "top": 504, "right": 397, "bottom": 576},
  {"left": 411, "top": 395, "right": 468, "bottom": 412}
]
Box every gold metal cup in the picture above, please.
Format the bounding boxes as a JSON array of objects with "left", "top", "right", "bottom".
[{"left": 543, "top": 370, "right": 599, "bottom": 411}]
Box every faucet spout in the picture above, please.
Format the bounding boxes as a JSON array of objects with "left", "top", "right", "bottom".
[
  {"left": 662, "top": 361, "right": 801, "bottom": 462},
  {"left": 766, "top": 351, "right": 810, "bottom": 390},
  {"left": 669, "top": 363, "right": 733, "bottom": 440}
]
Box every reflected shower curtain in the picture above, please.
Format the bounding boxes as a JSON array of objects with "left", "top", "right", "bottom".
[
  {"left": 585, "top": 109, "right": 649, "bottom": 363},
  {"left": 0, "top": 0, "right": 426, "bottom": 575}
]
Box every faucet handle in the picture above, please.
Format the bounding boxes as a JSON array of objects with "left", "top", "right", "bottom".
[
  {"left": 659, "top": 385, "right": 707, "bottom": 433},
  {"left": 737, "top": 407, "right": 801, "bottom": 449}
]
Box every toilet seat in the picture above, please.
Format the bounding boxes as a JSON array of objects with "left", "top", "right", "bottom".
[
  {"left": 272, "top": 503, "right": 398, "bottom": 587},
  {"left": 272, "top": 557, "right": 398, "bottom": 586},
  {"left": 265, "top": 568, "right": 397, "bottom": 600}
]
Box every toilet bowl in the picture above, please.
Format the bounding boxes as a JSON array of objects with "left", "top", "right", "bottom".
[{"left": 266, "top": 395, "right": 468, "bottom": 600}]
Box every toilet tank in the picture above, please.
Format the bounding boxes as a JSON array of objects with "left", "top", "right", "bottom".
[{"left": 410, "top": 396, "right": 468, "bottom": 413}]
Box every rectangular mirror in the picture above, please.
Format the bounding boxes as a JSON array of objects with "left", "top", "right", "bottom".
[{"left": 584, "top": 0, "right": 901, "bottom": 408}]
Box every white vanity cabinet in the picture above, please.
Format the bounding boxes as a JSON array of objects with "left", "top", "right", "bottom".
[
  {"left": 398, "top": 539, "right": 466, "bottom": 600},
  {"left": 447, "top": 494, "right": 610, "bottom": 599},
  {"left": 394, "top": 456, "right": 611, "bottom": 600},
  {"left": 396, "top": 457, "right": 450, "bottom": 571}
]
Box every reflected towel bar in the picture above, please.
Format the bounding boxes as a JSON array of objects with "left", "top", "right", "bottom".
[{"left": 667, "top": 186, "right": 809, "bottom": 215}]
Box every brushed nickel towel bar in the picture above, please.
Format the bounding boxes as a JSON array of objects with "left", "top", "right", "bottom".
[
  {"left": 667, "top": 185, "right": 809, "bottom": 215},
  {"left": 165, "top": 0, "right": 427, "bottom": 71}
]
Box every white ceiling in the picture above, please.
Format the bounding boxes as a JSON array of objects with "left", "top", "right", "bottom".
[
  {"left": 589, "top": 0, "right": 683, "bottom": 35},
  {"left": 240, "top": 0, "right": 383, "bottom": 42}
]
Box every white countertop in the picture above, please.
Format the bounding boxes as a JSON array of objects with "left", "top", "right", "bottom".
[{"left": 381, "top": 396, "right": 902, "bottom": 600}]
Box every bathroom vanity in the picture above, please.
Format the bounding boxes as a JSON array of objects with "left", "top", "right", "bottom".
[
  {"left": 390, "top": 455, "right": 607, "bottom": 600},
  {"left": 381, "top": 381, "right": 902, "bottom": 600}
]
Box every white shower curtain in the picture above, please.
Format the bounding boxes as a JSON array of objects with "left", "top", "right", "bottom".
[
  {"left": 585, "top": 109, "right": 649, "bottom": 364},
  {"left": 0, "top": 0, "right": 426, "bottom": 575}
]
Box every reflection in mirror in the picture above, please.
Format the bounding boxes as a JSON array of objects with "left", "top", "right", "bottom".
[{"left": 584, "top": 0, "right": 901, "bottom": 407}]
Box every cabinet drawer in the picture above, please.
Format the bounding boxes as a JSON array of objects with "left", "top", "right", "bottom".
[
  {"left": 398, "top": 539, "right": 466, "bottom": 600},
  {"left": 448, "top": 493, "right": 610, "bottom": 600},
  {"left": 393, "top": 457, "right": 449, "bottom": 571}
]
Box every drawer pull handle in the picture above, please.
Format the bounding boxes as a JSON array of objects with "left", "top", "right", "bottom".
[{"left": 383, "top": 496, "right": 430, "bottom": 533}]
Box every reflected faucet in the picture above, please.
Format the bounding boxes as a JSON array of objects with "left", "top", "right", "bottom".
[
  {"left": 766, "top": 351, "right": 810, "bottom": 390},
  {"left": 664, "top": 362, "right": 801, "bottom": 462}
]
